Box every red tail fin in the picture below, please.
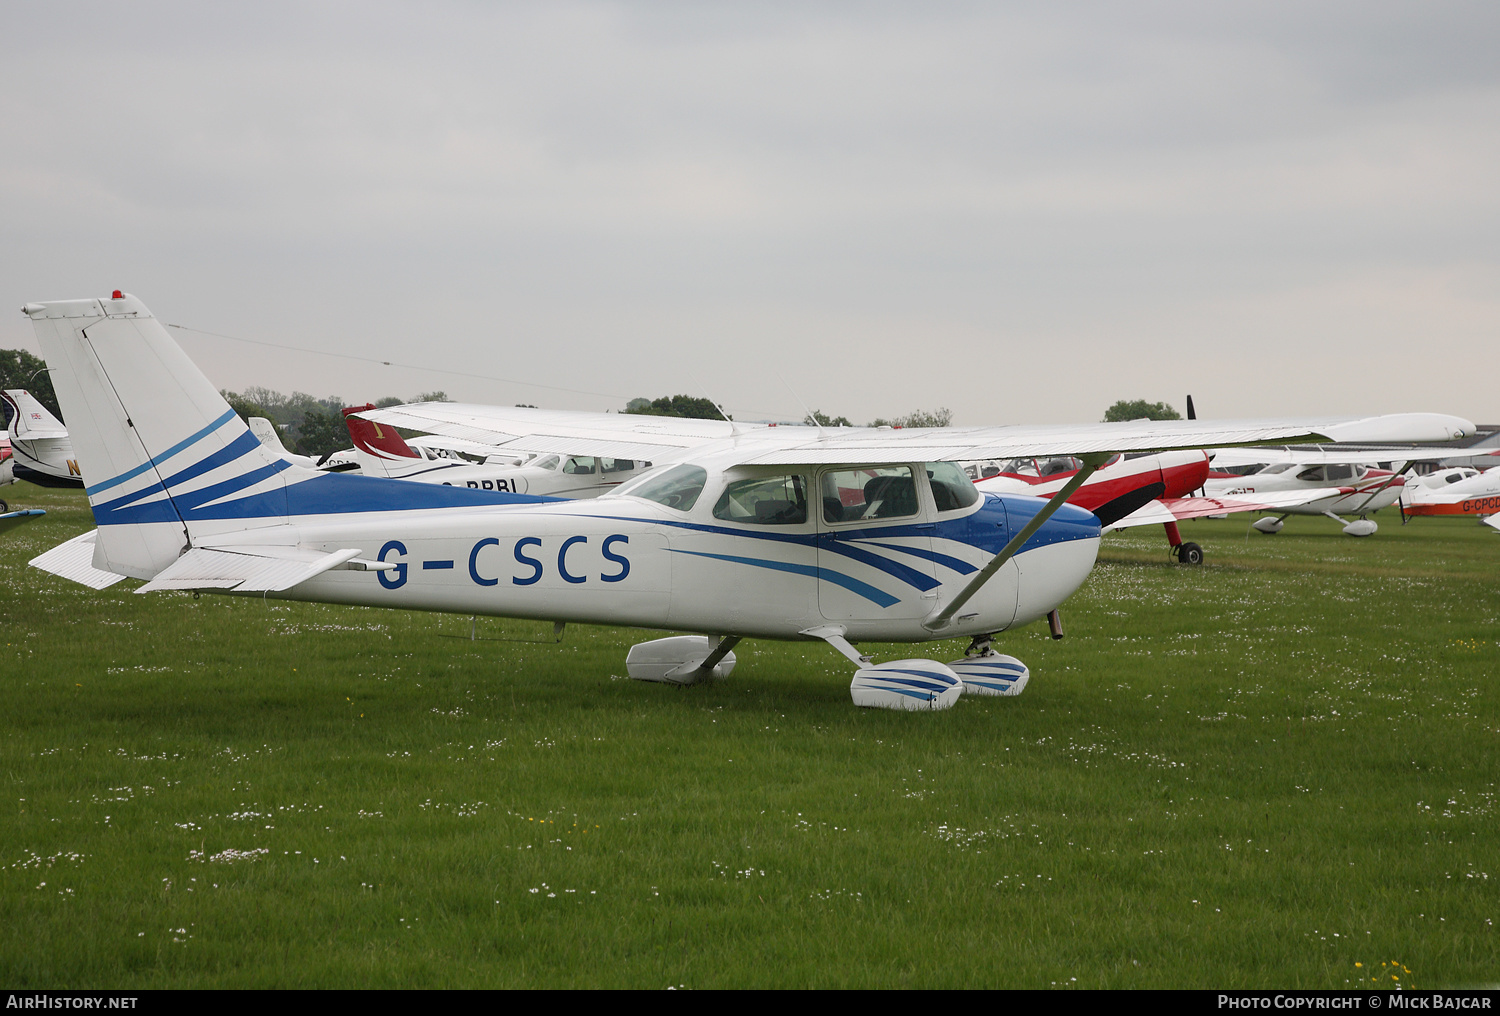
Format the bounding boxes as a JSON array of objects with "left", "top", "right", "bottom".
[{"left": 343, "top": 404, "right": 417, "bottom": 461}]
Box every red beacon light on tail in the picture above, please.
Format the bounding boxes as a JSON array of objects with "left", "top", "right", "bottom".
[{"left": 111, "top": 291, "right": 123, "bottom": 300}]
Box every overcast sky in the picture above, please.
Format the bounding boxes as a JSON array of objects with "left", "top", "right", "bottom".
[{"left": 3, "top": 1, "right": 1496, "bottom": 425}]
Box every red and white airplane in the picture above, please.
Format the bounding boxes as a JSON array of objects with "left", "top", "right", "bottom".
[{"left": 971, "top": 451, "right": 1345, "bottom": 563}]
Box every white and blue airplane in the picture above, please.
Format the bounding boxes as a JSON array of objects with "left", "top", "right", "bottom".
[
  {"left": 2, "top": 389, "right": 81, "bottom": 491},
  {"left": 23, "top": 293, "right": 1476, "bottom": 710}
]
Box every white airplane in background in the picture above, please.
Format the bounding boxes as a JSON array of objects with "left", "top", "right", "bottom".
[
  {"left": 1201, "top": 448, "right": 1435, "bottom": 537},
  {"left": 968, "top": 451, "right": 1351, "bottom": 564},
  {"left": 245, "top": 416, "right": 327, "bottom": 470},
  {"left": 22, "top": 293, "right": 1475, "bottom": 711},
  {"left": 341, "top": 404, "right": 655, "bottom": 497},
  {"left": 1402, "top": 467, "right": 1500, "bottom": 521},
  {"left": 1, "top": 389, "right": 82, "bottom": 492}
]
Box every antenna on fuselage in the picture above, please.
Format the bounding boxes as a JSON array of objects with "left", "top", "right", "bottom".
[
  {"left": 685, "top": 369, "right": 739, "bottom": 435},
  {"left": 1186, "top": 395, "right": 1196, "bottom": 420},
  {"left": 773, "top": 368, "right": 826, "bottom": 437}
]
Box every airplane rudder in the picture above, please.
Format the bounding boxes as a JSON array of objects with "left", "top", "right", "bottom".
[
  {"left": 343, "top": 404, "right": 418, "bottom": 476},
  {"left": 26, "top": 294, "right": 299, "bottom": 573}
]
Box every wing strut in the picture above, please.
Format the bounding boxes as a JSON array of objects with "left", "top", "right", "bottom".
[
  {"left": 1349, "top": 459, "right": 1410, "bottom": 515},
  {"left": 925, "top": 452, "right": 1109, "bottom": 631}
]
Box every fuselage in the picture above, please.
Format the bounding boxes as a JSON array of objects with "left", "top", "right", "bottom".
[
  {"left": 1203, "top": 462, "right": 1404, "bottom": 515},
  {"left": 184, "top": 464, "right": 1102, "bottom": 644},
  {"left": 1402, "top": 467, "right": 1500, "bottom": 517}
]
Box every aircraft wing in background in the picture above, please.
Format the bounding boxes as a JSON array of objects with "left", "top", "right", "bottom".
[
  {"left": 1103, "top": 488, "right": 1352, "bottom": 532},
  {"left": 356, "top": 403, "right": 1476, "bottom": 467},
  {"left": 352, "top": 403, "right": 748, "bottom": 462}
]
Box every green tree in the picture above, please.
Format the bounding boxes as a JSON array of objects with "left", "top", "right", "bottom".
[
  {"left": 222, "top": 387, "right": 346, "bottom": 450},
  {"left": 0, "top": 349, "right": 62, "bottom": 421},
  {"left": 867, "top": 407, "right": 952, "bottom": 428},
  {"left": 292, "top": 407, "right": 350, "bottom": 461},
  {"left": 414, "top": 391, "right": 451, "bottom": 404},
  {"left": 804, "top": 410, "right": 852, "bottom": 427},
  {"left": 623, "top": 395, "right": 727, "bottom": 420},
  {"left": 1103, "top": 399, "right": 1181, "bottom": 422},
  {"left": 221, "top": 389, "right": 281, "bottom": 435}
]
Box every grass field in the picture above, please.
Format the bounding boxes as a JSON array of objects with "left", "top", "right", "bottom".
[{"left": 1, "top": 483, "right": 1496, "bottom": 988}]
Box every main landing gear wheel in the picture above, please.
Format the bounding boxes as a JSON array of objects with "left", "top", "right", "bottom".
[
  {"left": 0, "top": 498, "right": 8, "bottom": 513},
  {"left": 1175, "top": 542, "right": 1203, "bottom": 565}
]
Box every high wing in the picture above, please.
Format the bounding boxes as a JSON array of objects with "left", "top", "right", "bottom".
[
  {"left": 358, "top": 404, "right": 1475, "bottom": 467},
  {"left": 696, "top": 416, "right": 1473, "bottom": 466},
  {"left": 1208, "top": 446, "right": 1498, "bottom": 469},
  {"left": 353, "top": 403, "right": 749, "bottom": 462},
  {"left": 1103, "top": 488, "right": 1351, "bottom": 532}
]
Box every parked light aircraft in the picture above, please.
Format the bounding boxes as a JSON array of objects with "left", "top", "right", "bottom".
[
  {"left": 342, "top": 405, "right": 653, "bottom": 497},
  {"left": 1, "top": 389, "right": 82, "bottom": 491},
  {"left": 1200, "top": 448, "right": 1425, "bottom": 537},
  {"left": 1402, "top": 467, "right": 1500, "bottom": 520},
  {"left": 23, "top": 293, "right": 1475, "bottom": 710},
  {"left": 967, "top": 451, "right": 1346, "bottom": 564},
  {"left": 974, "top": 451, "right": 1213, "bottom": 563},
  {"left": 246, "top": 417, "right": 326, "bottom": 470}
]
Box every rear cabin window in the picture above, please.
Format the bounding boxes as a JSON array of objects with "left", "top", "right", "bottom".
[
  {"left": 821, "top": 467, "right": 919, "bottom": 524},
  {"left": 563, "top": 456, "right": 596, "bottom": 475},
  {"left": 713, "top": 475, "right": 809, "bottom": 525}
]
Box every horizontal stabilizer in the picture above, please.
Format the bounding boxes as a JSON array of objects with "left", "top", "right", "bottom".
[
  {"left": 0, "top": 508, "right": 47, "bottom": 536},
  {"left": 1105, "top": 487, "right": 1349, "bottom": 531},
  {"left": 136, "top": 546, "right": 364, "bottom": 594},
  {"left": 29, "top": 530, "right": 127, "bottom": 589}
]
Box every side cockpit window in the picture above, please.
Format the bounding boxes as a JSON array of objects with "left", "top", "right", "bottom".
[
  {"left": 925, "top": 461, "right": 979, "bottom": 511},
  {"left": 618, "top": 464, "right": 708, "bottom": 512},
  {"left": 713, "top": 475, "right": 809, "bottom": 525},
  {"left": 821, "top": 467, "right": 919, "bottom": 523}
]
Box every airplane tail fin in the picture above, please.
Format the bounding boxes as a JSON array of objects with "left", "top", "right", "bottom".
[
  {"left": 2, "top": 390, "right": 69, "bottom": 440},
  {"left": 343, "top": 404, "right": 424, "bottom": 478},
  {"left": 24, "top": 293, "right": 317, "bottom": 579},
  {"left": 247, "top": 417, "right": 292, "bottom": 456}
]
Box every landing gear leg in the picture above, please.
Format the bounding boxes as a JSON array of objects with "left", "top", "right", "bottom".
[
  {"left": 802, "top": 625, "right": 962, "bottom": 711},
  {"left": 1163, "top": 520, "right": 1204, "bottom": 565},
  {"left": 963, "top": 633, "right": 997, "bottom": 658}
]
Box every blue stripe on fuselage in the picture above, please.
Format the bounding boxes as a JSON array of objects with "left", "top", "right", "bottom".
[
  {"left": 666, "top": 549, "right": 901, "bottom": 607},
  {"left": 85, "top": 408, "right": 239, "bottom": 496}
]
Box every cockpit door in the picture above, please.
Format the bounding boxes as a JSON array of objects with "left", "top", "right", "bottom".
[{"left": 816, "top": 466, "right": 939, "bottom": 621}]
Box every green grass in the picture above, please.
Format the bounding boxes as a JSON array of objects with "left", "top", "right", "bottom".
[{"left": 1, "top": 483, "right": 1496, "bottom": 988}]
